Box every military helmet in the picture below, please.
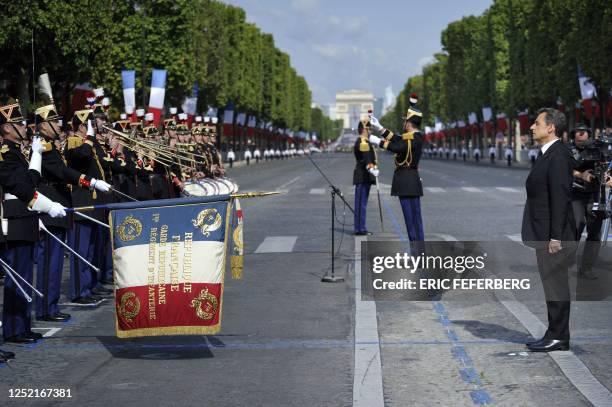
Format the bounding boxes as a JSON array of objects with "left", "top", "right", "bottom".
[
  {"left": 72, "top": 109, "right": 94, "bottom": 128},
  {"left": 0, "top": 99, "right": 24, "bottom": 125},
  {"left": 35, "top": 103, "right": 60, "bottom": 124}
]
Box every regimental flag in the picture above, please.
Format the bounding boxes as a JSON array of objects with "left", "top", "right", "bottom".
[{"left": 111, "top": 198, "right": 233, "bottom": 338}]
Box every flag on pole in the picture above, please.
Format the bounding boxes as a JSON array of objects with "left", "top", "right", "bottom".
[
  {"left": 223, "top": 102, "right": 234, "bottom": 138},
  {"left": 247, "top": 116, "right": 256, "bottom": 137},
  {"left": 468, "top": 112, "right": 478, "bottom": 125},
  {"left": 496, "top": 112, "right": 507, "bottom": 133},
  {"left": 148, "top": 69, "right": 167, "bottom": 126},
  {"left": 578, "top": 66, "right": 597, "bottom": 100},
  {"left": 182, "top": 82, "right": 199, "bottom": 125},
  {"left": 122, "top": 70, "right": 136, "bottom": 113},
  {"left": 482, "top": 107, "right": 492, "bottom": 122},
  {"left": 111, "top": 197, "right": 233, "bottom": 338}
]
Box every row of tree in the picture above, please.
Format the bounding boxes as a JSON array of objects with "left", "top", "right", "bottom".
[
  {"left": 382, "top": 0, "right": 611, "bottom": 132},
  {"left": 0, "top": 0, "right": 340, "bottom": 140}
]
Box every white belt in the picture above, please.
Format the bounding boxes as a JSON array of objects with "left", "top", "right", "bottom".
[{"left": 4, "top": 193, "right": 18, "bottom": 201}]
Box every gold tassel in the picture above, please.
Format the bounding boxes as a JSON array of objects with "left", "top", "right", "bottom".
[{"left": 231, "top": 255, "right": 243, "bottom": 280}]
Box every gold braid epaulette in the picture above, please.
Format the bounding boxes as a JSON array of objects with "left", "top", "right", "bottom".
[
  {"left": 66, "top": 136, "right": 83, "bottom": 150},
  {"left": 394, "top": 131, "right": 415, "bottom": 169}
]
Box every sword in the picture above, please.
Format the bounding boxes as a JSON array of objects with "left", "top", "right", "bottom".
[
  {"left": 39, "top": 220, "right": 100, "bottom": 272},
  {"left": 374, "top": 175, "right": 385, "bottom": 232},
  {"left": 110, "top": 187, "right": 139, "bottom": 202},
  {"left": 0, "top": 258, "right": 44, "bottom": 302},
  {"left": 74, "top": 211, "right": 111, "bottom": 229}
]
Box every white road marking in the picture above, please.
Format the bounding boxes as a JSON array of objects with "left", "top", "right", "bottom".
[
  {"left": 254, "top": 236, "right": 298, "bottom": 253},
  {"left": 461, "top": 187, "right": 484, "bottom": 193},
  {"left": 277, "top": 176, "right": 300, "bottom": 190},
  {"left": 353, "top": 236, "right": 384, "bottom": 407},
  {"left": 495, "top": 187, "right": 522, "bottom": 193},
  {"left": 426, "top": 233, "right": 458, "bottom": 242},
  {"left": 31, "top": 327, "right": 62, "bottom": 338},
  {"left": 309, "top": 188, "right": 326, "bottom": 195},
  {"left": 500, "top": 300, "right": 612, "bottom": 407},
  {"left": 425, "top": 187, "right": 445, "bottom": 193}
]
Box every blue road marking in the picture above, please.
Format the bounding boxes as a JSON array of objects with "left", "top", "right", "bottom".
[{"left": 380, "top": 194, "right": 492, "bottom": 405}]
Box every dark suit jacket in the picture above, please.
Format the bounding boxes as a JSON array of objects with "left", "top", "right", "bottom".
[{"left": 521, "top": 139, "right": 577, "bottom": 248}]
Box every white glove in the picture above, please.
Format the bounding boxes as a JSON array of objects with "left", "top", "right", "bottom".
[
  {"left": 31, "top": 136, "right": 45, "bottom": 154},
  {"left": 31, "top": 192, "right": 67, "bottom": 218},
  {"left": 369, "top": 134, "right": 382, "bottom": 146},
  {"left": 368, "top": 167, "right": 379, "bottom": 177},
  {"left": 28, "top": 137, "right": 44, "bottom": 174},
  {"left": 369, "top": 116, "right": 384, "bottom": 132},
  {"left": 91, "top": 178, "right": 111, "bottom": 192}
]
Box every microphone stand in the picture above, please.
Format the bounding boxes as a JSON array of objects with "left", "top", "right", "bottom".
[{"left": 307, "top": 153, "right": 354, "bottom": 283}]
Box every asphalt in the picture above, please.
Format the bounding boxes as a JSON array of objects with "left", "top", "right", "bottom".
[{"left": 0, "top": 152, "right": 610, "bottom": 406}]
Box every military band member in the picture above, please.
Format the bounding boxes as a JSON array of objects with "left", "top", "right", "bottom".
[
  {"left": 489, "top": 144, "right": 496, "bottom": 164},
  {"left": 254, "top": 147, "right": 261, "bottom": 163},
  {"left": 353, "top": 119, "right": 378, "bottom": 236},
  {"left": 368, "top": 94, "right": 425, "bottom": 253},
  {"left": 0, "top": 99, "right": 67, "bottom": 349}
]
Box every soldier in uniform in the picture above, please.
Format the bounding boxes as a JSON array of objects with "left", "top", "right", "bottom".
[
  {"left": 368, "top": 95, "right": 425, "bottom": 254},
  {"left": 64, "top": 110, "right": 111, "bottom": 304},
  {"left": 0, "top": 99, "right": 67, "bottom": 349},
  {"left": 353, "top": 119, "right": 378, "bottom": 236},
  {"left": 254, "top": 146, "right": 261, "bottom": 163},
  {"left": 35, "top": 101, "right": 105, "bottom": 321}
]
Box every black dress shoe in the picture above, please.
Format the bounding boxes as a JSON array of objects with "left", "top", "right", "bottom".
[
  {"left": 25, "top": 331, "right": 43, "bottom": 340},
  {"left": 56, "top": 312, "right": 72, "bottom": 319},
  {"left": 4, "top": 335, "right": 37, "bottom": 344},
  {"left": 0, "top": 349, "right": 15, "bottom": 360},
  {"left": 71, "top": 296, "right": 98, "bottom": 305},
  {"left": 36, "top": 313, "right": 70, "bottom": 322},
  {"left": 355, "top": 231, "right": 373, "bottom": 236},
  {"left": 527, "top": 339, "right": 569, "bottom": 352},
  {"left": 92, "top": 286, "right": 113, "bottom": 295}
]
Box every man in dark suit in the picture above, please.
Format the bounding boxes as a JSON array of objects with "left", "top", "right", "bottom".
[{"left": 521, "top": 108, "right": 576, "bottom": 352}]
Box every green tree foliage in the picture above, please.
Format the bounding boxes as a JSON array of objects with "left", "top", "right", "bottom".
[
  {"left": 388, "top": 0, "right": 610, "bottom": 128},
  {"left": 0, "top": 0, "right": 323, "bottom": 132}
]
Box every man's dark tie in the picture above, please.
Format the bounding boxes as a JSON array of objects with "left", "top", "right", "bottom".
[{"left": 537, "top": 150, "right": 543, "bottom": 159}]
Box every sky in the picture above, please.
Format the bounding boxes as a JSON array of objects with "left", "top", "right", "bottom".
[{"left": 224, "top": 0, "right": 493, "bottom": 106}]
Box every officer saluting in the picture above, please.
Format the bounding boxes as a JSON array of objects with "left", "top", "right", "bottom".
[
  {"left": 368, "top": 93, "right": 425, "bottom": 253},
  {"left": 0, "top": 99, "right": 67, "bottom": 350},
  {"left": 353, "top": 119, "right": 378, "bottom": 236}
]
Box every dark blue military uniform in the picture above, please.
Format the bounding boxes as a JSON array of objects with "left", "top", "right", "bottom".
[
  {"left": 353, "top": 135, "right": 377, "bottom": 234},
  {"left": 377, "top": 128, "right": 425, "bottom": 250},
  {"left": 36, "top": 135, "right": 93, "bottom": 318},
  {"left": 64, "top": 124, "right": 106, "bottom": 301},
  {"left": 0, "top": 140, "right": 41, "bottom": 341}
]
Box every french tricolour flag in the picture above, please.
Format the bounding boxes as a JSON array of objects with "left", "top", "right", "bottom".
[
  {"left": 148, "top": 69, "right": 167, "bottom": 126},
  {"left": 182, "top": 82, "right": 199, "bottom": 126},
  {"left": 223, "top": 102, "right": 234, "bottom": 137},
  {"left": 247, "top": 115, "right": 256, "bottom": 137},
  {"left": 122, "top": 70, "right": 136, "bottom": 113},
  {"left": 112, "top": 199, "right": 232, "bottom": 338}
]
